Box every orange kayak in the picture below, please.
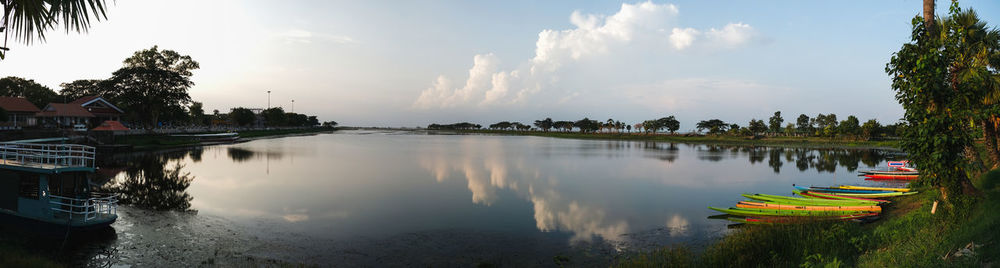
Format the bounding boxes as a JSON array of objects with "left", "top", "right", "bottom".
[{"left": 736, "top": 201, "right": 882, "bottom": 212}]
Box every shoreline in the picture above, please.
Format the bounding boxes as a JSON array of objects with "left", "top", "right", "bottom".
[
  {"left": 435, "top": 129, "right": 901, "bottom": 150},
  {"left": 114, "top": 127, "right": 338, "bottom": 153}
]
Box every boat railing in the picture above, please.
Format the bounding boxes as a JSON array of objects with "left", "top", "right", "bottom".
[
  {"left": 0, "top": 142, "right": 95, "bottom": 169},
  {"left": 49, "top": 193, "right": 118, "bottom": 222}
]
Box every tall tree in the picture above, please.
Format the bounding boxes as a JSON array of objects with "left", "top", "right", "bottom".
[
  {"left": 748, "top": 119, "right": 767, "bottom": 136},
  {"left": 106, "top": 47, "right": 199, "bottom": 128},
  {"left": 658, "top": 116, "right": 680, "bottom": 134},
  {"left": 534, "top": 117, "right": 553, "bottom": 132},
  {"left": 838, "top": 115, "right": 861, "bottom": 136},
  {"left": 796, "top": 114, "right": 811, "bottom": 135},
  {"left": 230, "top": 108, "right": 256, "bottom": 126},
  {"left": 768, "top": 111, "right": 784, "bottom": 134},
  {"left": 0, "top": 0, "right": 109, "bottom": 59},
  {"left": 886, "top": 1, "right": 981, "bottom": 199}
]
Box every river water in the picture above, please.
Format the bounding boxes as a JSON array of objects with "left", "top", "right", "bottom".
[{"left": 6, "top": 130, "right": 906, "bottom": 266}]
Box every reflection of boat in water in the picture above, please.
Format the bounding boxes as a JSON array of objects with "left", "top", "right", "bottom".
[
  {"left": 0, "top": 142, "right": 118, "bottom": 231},
  {"left": 171, "top": 132, "right": 240, "bottom": 143}
]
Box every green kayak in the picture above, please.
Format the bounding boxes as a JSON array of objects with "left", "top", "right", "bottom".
[
  {"left": 742, "top": 194, "right": 879, "bottom": 206},
  {"left": 709, "top": 206, "right": 878, "bottom": 217}
]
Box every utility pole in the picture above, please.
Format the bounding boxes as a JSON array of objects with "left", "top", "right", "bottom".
[
  {"left": 291, "top": 99, "right": 294, "bottom": 113},
  {"left": 267, "top": 90, "right": 271, "bottom": 109}
]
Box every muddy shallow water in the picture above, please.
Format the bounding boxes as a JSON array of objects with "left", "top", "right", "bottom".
[{"left": 4, "top": 131, "right": 905, "bottom": 267}]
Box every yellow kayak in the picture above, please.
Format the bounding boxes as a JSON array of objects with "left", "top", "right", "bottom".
[{"left": 837, "top": 185, "right": 911, "bottom": 192}]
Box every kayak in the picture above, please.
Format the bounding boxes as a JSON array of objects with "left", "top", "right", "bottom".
[
  {"left": 860, "top": 170, "right": 919, "bottom": 175},
  {"left": 709, "top": 206, "right": 879, "bottom": 217},
  {"left": 724, "top": 213, "right": 880, "bottom": 224},
  {"left": 796, "top": 190, "right": 890, "bottom": 203},
  {"left": 836, "top": 185, "right": 912, "bottom": 192},
  {"left": 825, "top": 191, "right": 918, "bottom": 198},
  {"left": 865, "top": 174, "right": 918, "bottom": 180},
  {"left": 742, "top": 194, "right": 879, "bottom": 206},
  {"left": 736, "top": 201, "right": 881, "bottom": 212},
  {"left": 793, "top": 186, "right": 894, "bottom": 194}
]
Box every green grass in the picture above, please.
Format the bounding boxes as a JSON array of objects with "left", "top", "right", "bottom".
[
  {"left": 455, "top": 130, "right": 899, "bottom": 149},
  {"left": 617, "top": 171, "right": 1000, "bottom": 267}
]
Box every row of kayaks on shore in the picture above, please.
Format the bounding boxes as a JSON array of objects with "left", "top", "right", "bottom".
[{"left": 709, "top": 184, "right": 915, "bottom": 224}]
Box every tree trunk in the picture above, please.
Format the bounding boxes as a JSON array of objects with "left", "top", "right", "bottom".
[
  {"left": 965, "top": 145, "right": 986, "bottom": 174},
  {"left": 923, "top": 0, "right": 935, "bottom": 28},
  {"left": 984, "top": 120, "right": 1000, "bottom": 168}
]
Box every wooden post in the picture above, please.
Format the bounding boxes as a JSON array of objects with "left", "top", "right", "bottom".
[{"left": 931, "top": 200, "right": 939, "bottom": 214}]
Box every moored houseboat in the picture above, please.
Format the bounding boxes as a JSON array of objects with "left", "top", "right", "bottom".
[{"left": 0, "top": 142, "right": 118, "bottom": 231}]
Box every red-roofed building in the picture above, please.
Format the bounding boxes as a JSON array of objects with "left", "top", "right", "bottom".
[
  {"left": 36, "top": 103, "right": 95, "bottom": 127},
  {"left": 71, "top": 96, "right": 124, "bottom": 125},
  {"left": 0, "top": 97, "right": 41, "bottom": 127}
]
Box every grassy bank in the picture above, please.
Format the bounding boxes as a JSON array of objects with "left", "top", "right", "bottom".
[
  {"left": 616, "top": 171, "right": 1000, "bottom": 267},
  {"left": 116, "top": 127, "right": 336, "bottom": 151},
  {"left": 455, "top": 130, "right": 899, "bottom": 149}
]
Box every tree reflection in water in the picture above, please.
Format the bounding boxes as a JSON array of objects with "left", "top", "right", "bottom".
[{"left": 103, "top": 153, "right": 194, "bottom": 211}]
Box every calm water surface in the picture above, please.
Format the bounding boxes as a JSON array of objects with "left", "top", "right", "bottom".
[{"left": 31, "top": 130, "right": 907, "bottom": 266}]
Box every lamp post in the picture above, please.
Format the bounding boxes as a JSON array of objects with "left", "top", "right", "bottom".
[
  {"left": 267, "top": 90, "right": 271, "bottom": 109},
  {"left": 291, "top": 100, "right": 294, "bottom": 113}
]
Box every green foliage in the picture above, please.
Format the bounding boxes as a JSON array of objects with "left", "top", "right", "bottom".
[
  {"left": 123, "top": 45, "right": 201, "bottom": 77},
  {"left": 838, "top": 115, "right": 861, "bottom": 136},
  {"left": 769, "top": 111, "right": 784, "bottom": 133},
  {"left": 534, "top": 117, "right": 553, "bottom": 131},
  {"left": 797, "top": 114, "right": 813, "bottom": 133},
  {"left": 748, "top": 119, "right": 768, "bottom": 135},
  {"left": 230, "top": 107, "right": 256, "bottom": 126},
  {"left": 573, "top": 117, "right": 600, "bottom": 133},
  {"left": 886, "top": 3, "right": 983, "bottom": 197},
  {"left": 261, "top": 107, "right": 287, "bottom": 126},
  {"left": 104, "top": 66, "right": 192, "bottom": 127},
  {"left": 697, "top": 119, "right": 728, "bottom": 134},
  {"left": 861, "top": 119, "right": 881, "bottom": 140},
  {"left": 0, "top": 0, "right": 108, "bottom": 59},
  {"left": 58, "top": 79, "right": 106, "bottom": 100},
  {"left": 784, "top": 123, "right": 796, "bottom": 136},
  {"left": 428, "top": 122, "right": 480, "bottom": 130},
  {"left": 0, "top": 76, "right": 60, "bottom": 107}
]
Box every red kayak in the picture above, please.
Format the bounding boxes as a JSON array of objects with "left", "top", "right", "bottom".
[{"left": 865, "top": 174, "right": 918, "bottom": 180}]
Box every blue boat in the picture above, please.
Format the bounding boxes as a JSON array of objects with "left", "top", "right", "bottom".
[
  {"left": 793, "top": 185, "right": 894, "bottom": 194},
  {"left": 0, "top": 142, "right": 118, "bottom": 231}
]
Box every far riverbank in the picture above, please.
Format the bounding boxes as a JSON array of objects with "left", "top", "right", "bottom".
[
  {"left": 429, "top": 129, "right": 901, "bottom": 150},
  {"left": 115, "top": 127, "right": 338, "bottom": 152}
]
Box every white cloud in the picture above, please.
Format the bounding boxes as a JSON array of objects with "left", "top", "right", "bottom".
[
  {"left": 414, "top": 1, "right": 759, "bottom": 110},
  {"left": 707, "top": 23, "right": 754, "bottom": 46},
  {"left": 277, "top": 28, "right": 358, "bottom": 45},
  {"left": 669, "top": 27, "right": 698, "bottom": 50},
  {"left": 280, "top": 29, "right": 314, "bottom": 44}
]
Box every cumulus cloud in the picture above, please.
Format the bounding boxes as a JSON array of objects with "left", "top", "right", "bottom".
[
  {"left": 413, "top": 1, "right": 758, "bottom": 109},
  {"left": 669, "top": 27, "right": 698, "bottom": 50}
]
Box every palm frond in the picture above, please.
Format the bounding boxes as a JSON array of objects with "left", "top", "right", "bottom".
[{"left": 3, "top": 0, "right": 108, "bottom": 44}]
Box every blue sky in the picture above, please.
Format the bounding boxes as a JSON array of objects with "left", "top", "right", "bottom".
[{"left": 0, "top": 0, "right": 998, "bottom": 129}]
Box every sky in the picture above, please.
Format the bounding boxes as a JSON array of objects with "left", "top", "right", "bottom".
[{"left": 1, "top": 0, "right": 998, "bottom": 130}]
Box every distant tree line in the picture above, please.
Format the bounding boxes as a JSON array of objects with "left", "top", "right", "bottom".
[
  {"left": 427, "top": 122, "right": 481, "bottom": 130},
  {"left": 429, "top": 111, "right": 905, "bottom": 140}
]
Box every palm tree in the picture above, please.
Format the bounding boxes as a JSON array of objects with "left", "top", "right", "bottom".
[{"left": 2, "top": 0, "right": 109, "bottom": 59}]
